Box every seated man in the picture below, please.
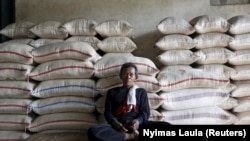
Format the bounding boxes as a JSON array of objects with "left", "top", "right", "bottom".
[{"left": 88, "top": 62, "right": 150, "bottom": 141}]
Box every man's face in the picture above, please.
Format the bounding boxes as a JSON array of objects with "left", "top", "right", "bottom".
[{"left": 120, "top": 67, "right": 138, "bottom": 88}]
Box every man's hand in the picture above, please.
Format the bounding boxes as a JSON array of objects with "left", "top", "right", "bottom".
[
  {"left": 131, "top": 119, "right": 139, "bottom": 131},
  {"left": 111, "top": 120, "right": 128, "bottom": 132}
]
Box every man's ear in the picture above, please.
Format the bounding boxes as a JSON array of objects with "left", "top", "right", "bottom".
[{"left": 135, "top": 74, "right": 139, "bottom": 79}]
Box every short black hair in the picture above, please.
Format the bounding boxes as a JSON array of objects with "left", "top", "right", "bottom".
[{"left": 119, "top": 62, "right": 138, "bottom": 77}]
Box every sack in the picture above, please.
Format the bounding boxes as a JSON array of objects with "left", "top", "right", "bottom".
[
  {"left": 97, "top": 36, "right": 137, "bottom": 53},
  {"left": 0, "top": 114, "right": 32, "bottom": 130},
  {"left": 157, "top": 68, "right": 231, "bottom": 92},
  {"left": 4, "top": 38, "right": 33, "bottom": 44},
  {"left": 149, "top": 110, "right": 164, "bottom": 122},
  {"left": 190, "top": 15, "right": 229, "bottom": 33},
  {"left": 229, "top": 49, "right": 250, "bottom": 65},
  {"left": 161, "top": 106, "right": 238, "bottom": 125},
  {"left": 30, "top": 60, "right": 95, "bottom": 81},
  {"left": 218, "top": 97, "right": 239, "bottom": 110},
  {"left": 234, "top": 111, "right": 250, "bottom": 125},
  {"left": 194, "top": 33, "right": 233, "bottom": 49},
  {"left": 0, "top": 131, "right": 30, "bottom": 140},
  {"left": 28, "top": 112, "right": 97, "bottom": 132},
  {"left": 29, "top": 38, "right": 64, "bottom": 48},
  {"left": 160, "top": 88, "right": 230, "bottom": 110},
  {"left": 95, "top": 20, "right": 133, "bottom": 37},
  {"left": 0, "top": 21, "right": 35, "bottom": 39},
  {"left": 29, "top": 21, "right": 68, "bottom": 39},
  {"left": 0, "top": 81, "right": 36, "bottom": 98},
  {"left": 229, "top": 33, "right": 250, "bottom": 50},
  {"left": 0, "top": 43, "right": 34, "bottom": 65},
  {"left": 197, "top": 64, "right": 236, "bottom": 79},
  {"left": 66, "top": 36, "right": 101, "bottom": 50},
  {"left": 231, "top": 65, "right": 250, "bottom": 81},
  {"left": 0, "top": 63, "right": 34, "bottom": 81},
  {"left": 0, "top": 98, "right": 32, "bottom": 114},
  {"left": 94, "top": 53, "right": 159, "bottom": 78},
  {"left": 30, "top": 96, "right": 96, "bottom": 115},
  {"left": 32, "top": 79, "right": 99, "bottom": 98},
  {"left": 195, "top": 48, "right": 235, "bottom": 64},
  {"left": 228, "top": 15, "right": 250, "bottom": 34},
  {"left": 231, "top": 81, "right": 250, "bottom": 97},
  {"left": 61, "top": 18, "right": 98, "bottom": 36},
  {"left": 31, "top": 41, "right": 101, "bottom": 64},
  {"left": 233, "top": 99, "right": 250, "bottom": 113},
  {"left": 156, "top": 17, "right": 195, "bottom": 35},
  {"left": 155, "top": 34, "right": 196, "bottom": 50},
  {"left": 157, "top": 50, "right": 198, "bottom": 65}
]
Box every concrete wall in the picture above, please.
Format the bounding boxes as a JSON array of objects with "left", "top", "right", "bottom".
[{"left": 15, "top": 0, "right": 250, "bottom": 68}]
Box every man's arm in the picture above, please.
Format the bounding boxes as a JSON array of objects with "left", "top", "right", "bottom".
[
  {"left": 104, "top": 89, "right": 128, "bottom": 132},
  {"left": 104, "top": 89, "right": 118, "bottom": 124},
  {"left": 135, "top": 88, "right": 150, "bottom": 125}
]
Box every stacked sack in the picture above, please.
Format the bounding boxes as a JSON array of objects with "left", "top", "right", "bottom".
[
  {"left": 28, "top": 20, "right": 67, "bottom": 48},
  {"left": 0, "top": 22, "right": 38, "bottom": 140},
  {"left": 26, "top": 20, "right": 102, "bottom": 133},
  {"left": 93, "top": 19, "right": 163, "bottom": 123},
  {"left": 0, "top": 21, "right": 36, "bottom": 45},
  {"left": 155, "top": 16, "right": 238, "bottom": 125},
  {"left": 191, "top": 15, "right": 239, "bottom": 121},
  {"left": 63, "top": 18, "right": 101, "bottom": 52},
  {"left": 227, "top": 15, "right": 250, "bottom": 125}
]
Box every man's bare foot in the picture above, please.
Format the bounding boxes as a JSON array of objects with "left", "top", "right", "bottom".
[
  {"left": 124, "top": 130, "right": 139, "bottom": 141},
  {"left": 133, "top": 130, "right": 139, "bottom": 140}
]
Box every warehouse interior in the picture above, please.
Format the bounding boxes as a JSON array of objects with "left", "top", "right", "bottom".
[
  {"left": 2, "top": 0, "right": 250, "bottom": 68},
  {"left": 1, "top": 0, "right": 250, "bottom": 140}
]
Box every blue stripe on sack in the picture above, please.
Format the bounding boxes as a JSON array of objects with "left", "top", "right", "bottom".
[
  {"left": 30, "top": 100, "right": 96, "bottom": 109},
  {"left": 166, "top": 113, "right": 231, "bottom": 121},
  {"left": 31, "top": 85, "right": 100, "bottom": 96}
]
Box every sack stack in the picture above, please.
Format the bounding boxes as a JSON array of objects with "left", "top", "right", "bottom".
[
  {"left": 1, "top": 15, "right": 250, "bottom": 140},
  {"left": 227, "top": 15, "right": 250, "bottom": 125},
  {"left": 27, "top": 20, "right": 101, "bottom": 134},
  {"left": 155, "top": 16, "right": 238, "bottom": 125},
  {"left": 0, "top": 22, "right": 37, "bottom": 140}
]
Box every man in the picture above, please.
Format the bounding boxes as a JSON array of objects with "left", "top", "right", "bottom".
[{"left": 88, "top": 62, "right": 150, "bottom": 141}]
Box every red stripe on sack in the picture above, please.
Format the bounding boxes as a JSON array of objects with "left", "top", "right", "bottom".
[
  {"left": 32, "top": 49, "right": 92, "bottom": 58},
  {"left": 0, "top": 68, "right": 27, "bottom": 71},
  {"left": 133, "top": 62, "right": 159, "bottom": 71},
  {"left": 96, "top": 63, "right": 159, "bottom": 72},
  {"left": 0, "top": 86, "right": 30, "bottom": 92},
  {"left": 0, "top": 51, "right": 32, "bottom": 59},
  {"left": 150, "top": 116, "right": 165, "bottom": 119},
  {"left": 0, "top": 104, "right": 26, "bottom": 109},
  {"left": 148, "top": 98, "right": 165, "bottom": 100},
  {"left": 160, "top": 77, "right": 229, "bottom": 87},
  {"left": 29, "top": 66, "right": 94, "bottom": 78},
  {"left": 96, "top": 64, "right": 122, "bottom": 71},
  {"left": 135, "top": 80, "right": 161, "bottom": 86},
  {"left": 28, "top": 119, "right": 96, "bottom": 129}
]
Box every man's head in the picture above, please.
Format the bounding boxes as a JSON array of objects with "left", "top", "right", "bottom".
[{"left": 119, "top": 62, "right": 138, "bottom": 88}]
